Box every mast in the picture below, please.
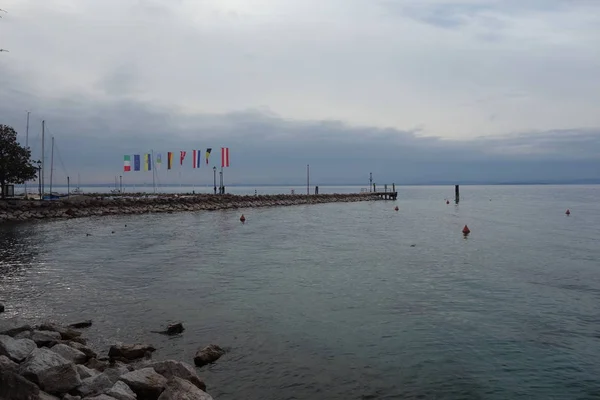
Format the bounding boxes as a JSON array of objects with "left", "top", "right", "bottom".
[
  {"left": 41, "top": 120, "right": 45, "bottom": 196},
  {"left": 24, "top": 111, "right": 30, "bottom": 196},
  {"left": 50, "top": 136, "right": 54, "bottom": 195}
]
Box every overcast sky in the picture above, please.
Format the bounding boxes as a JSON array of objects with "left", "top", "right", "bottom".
[{"left": 1, "top": 0, "right": 599, "bottom": 185}]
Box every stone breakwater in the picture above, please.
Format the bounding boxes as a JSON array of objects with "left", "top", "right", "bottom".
[
  {"left": 0, "top": 193, "right": 381, "bottom": 222},
  {"left": 0, "top": 319, "right": 219, "bottom": 400}
]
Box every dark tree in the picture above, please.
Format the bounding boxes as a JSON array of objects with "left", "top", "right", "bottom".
[{"left": 0, "top": 124, "right": 38, "bottom": 199}]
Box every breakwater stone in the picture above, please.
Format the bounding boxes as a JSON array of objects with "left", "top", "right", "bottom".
[{"left": 0, "top": 193, "right": 383, "bottom": 222}]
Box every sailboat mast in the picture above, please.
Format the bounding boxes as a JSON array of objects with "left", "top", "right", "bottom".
[
  {"left": 50, "top": 136, "right": 54, "bottom": 195},
  {"left": 24, "top": 111, "right": 30, "bottom": 196},
  {"left": 41, "top": 120, "right": 45, "bottom": 196}
]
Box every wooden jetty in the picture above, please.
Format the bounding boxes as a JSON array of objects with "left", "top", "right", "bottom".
[{"left": 370, "top": 183, "right": 398, "bottom": 200}]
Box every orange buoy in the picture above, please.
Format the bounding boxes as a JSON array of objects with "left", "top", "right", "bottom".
[
  {"left": 462, "top": 225, "right": 470, "bottom": 235},
  {"left": 240, "top": 214, "right": 246, "bottom": 223},
  {"left": 565, "top": 209, "right": 570, "bottom": 216},
  {"left": 394, "top": 206, "right": 399, "bottom": 211}
]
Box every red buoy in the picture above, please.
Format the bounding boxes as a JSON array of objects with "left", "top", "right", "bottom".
[
  {"left": 565, "top": 209, "right": 570, "bottom": 216},
  {"left": 394, "top": 206, "right": 399, "bottom": 211},
  {"left": 240, "top": 214, "right": 246, "bottom": 223},
  {"left": 462, "top": 225, "right": 470, "bottom": 235},
  {"left": 446, "top": 200, "right": 450, "bottom": 205}
]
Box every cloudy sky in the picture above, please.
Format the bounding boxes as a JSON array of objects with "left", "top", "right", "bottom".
[{"left": 1, "top": 0, "right": 599, "bottom": 186}]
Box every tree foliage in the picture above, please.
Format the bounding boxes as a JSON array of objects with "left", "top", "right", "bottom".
[{"left": 0, "top": 124, "right": 38, "bottom": 198}]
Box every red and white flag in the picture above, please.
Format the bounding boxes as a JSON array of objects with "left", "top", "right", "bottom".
[
  {"left": 221, "top": 147, "right": 230, "bottom": 167},
  {"left": 180, "top": 151, "right": 186, "bottom": 166}
]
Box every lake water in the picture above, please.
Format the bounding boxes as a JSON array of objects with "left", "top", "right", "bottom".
[{"left": 1, "top": 185, "right": 600, "bottom": 400}]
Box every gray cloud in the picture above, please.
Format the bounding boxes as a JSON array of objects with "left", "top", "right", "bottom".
[{"left": 1, "top": 0, "right": 599, "bottom": 186}]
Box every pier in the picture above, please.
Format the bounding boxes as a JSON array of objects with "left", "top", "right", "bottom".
[{"left": 370, "top": 183, "right": 398, "bottom": 200}]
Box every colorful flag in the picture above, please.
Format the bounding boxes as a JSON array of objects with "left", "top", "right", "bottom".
[
  {"left": 180, "top": 151, "right": 186, "bottom": 166},
  {"left": 221, "top": 147, "right": 230, "bottom": 167},
  {"left": 192, "top": 150, "right": 197, "bottom": 169},
  {"left": 167, "top": 152, "right": 173, "bottom": 170},
  {"left": 144, "top": 154, "right": 152, "bottom": 171},
  {"left": 195, "top": 150, "right": 201, "bottom": 168},
  {"left": 156, "top": 153, "right": 162, "bottom": 169},
  {"left": 205, "top": 148, "right": 212, "bottom": 165},
  {"left": 134, "top": 155, "right": 141, "bottom": 171},
  {"left": 123, "top": 155, "right": 131, "bottom": 172}
]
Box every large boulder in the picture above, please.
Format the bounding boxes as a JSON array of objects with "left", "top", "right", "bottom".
[
  {"left": 86, "top": 357, "right": 109, "bottom": 372},
  {"left": 0, "top": 369, "right": 41, "bottom": 400},
  {"left": 19, "top": 347, "right": 82, "bottom": 395},
  {"left": 31, "top": 330, "right": 62, "bottom": 347},
  {"left": 108, "top": 343, "right": 156, "bottom": 361},
  {"left": 50, "top": 343, "right": 87, "bottom": 364},
  {"left": 106, "top": 381, "right": 137, "bottom": 400},
  {"left": 104, "top": 363, "right": 130, "bottom": 384},
  {"left": 37, "top": 322, "right": 82, "bottom": 341},
  {"left": 157, "top": 377, "right": 214, "bottom": 400},
  {"left": 39, "top": 392, "right": 60, "bottom": 400},
  {"left": 75, "top": 372, "right": 113, "bottom": 397},
  {"left": 0, "top": 319, "right": 31, "bottom": 337},
  {"left": 0, "top": 334, "right": 37, "bottom": 362},
  {"left": 0, "top": 354, "right": 19, "bottom": 372},
  {"left": 193, "top": 345, "right": 226, "bottom": 367},
  {"left": 150, "top": 360, "right": 206, "bottom": 391},
  {"left": 64, "top": 340, "right": 97, "bottom": 360},
  {"left": 119, "top": 367, "right": 167, "bottom": 400},
  {"left": 76, "top": 364, "right": 99, "bottom": 379},
  {"left": 83, "top": 395, "right": 119, "bottom": 400}
]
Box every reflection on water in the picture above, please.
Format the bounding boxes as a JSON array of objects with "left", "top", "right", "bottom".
[{"left": 1, "top": 185, "right": 600, "bottom": 400}]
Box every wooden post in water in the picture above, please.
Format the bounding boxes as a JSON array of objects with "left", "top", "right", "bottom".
[
  {"left": 455, "top": 185, "right": 460, "bottom": 204},
  {"left": 392, "top": 183, "right": 395, "bottom": 193}
]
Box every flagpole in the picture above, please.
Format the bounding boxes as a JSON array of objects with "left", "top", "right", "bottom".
[
  {"left": 307, "top": 164, "right": 310, "bottom": 195},
  {"left": 24, "top": 110, "right": 30, "bottom": 197},
  {"left": 151, "top": 149, "right": 156, "bottom": 193}
]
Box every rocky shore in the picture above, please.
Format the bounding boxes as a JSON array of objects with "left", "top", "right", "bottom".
[
  {"left": 0, "top": 193, "right": 383, "bottom": 222},
  {"left": 0, "top": 319, "right": 220, "bottom": 400}
]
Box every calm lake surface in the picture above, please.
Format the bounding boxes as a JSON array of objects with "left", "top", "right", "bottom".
[{"left": 2, "top": 185, "right": 600, "bottom": 400}]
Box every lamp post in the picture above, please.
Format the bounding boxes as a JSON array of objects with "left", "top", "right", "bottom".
[
  {"left": 67, "top": 176, "right": 70, "bottom": 198},
  {"left": 119, "top": 175, "right": 122, "bottom": 193},
  {"left": 213, "top": 166, "right": 217, "bottom": 194}
]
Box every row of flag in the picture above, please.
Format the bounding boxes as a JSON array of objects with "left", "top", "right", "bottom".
[{"left": 123, "top": 148, "right": 230, "bottom": 172}]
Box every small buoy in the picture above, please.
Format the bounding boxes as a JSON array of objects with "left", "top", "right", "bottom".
[
  {"left": 462, "top": 225, "right": 470, "bottom": 235},
  {"left": 394, "top": 206, "right": 399, "bottom": 211},
  {"left": 111, "top": 231, "right": 115, "bottom": 234},
  {"left": 565, "top": 209, "right": 570, "bottom": 216},
  {"left": 446, "top": 200, "right": 450, "bottom": 205},
  {"left": 240, "top": 214, "right": 246, "bottom": 223}
]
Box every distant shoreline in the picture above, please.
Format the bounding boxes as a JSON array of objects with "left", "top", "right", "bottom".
[{"left": 12, "top": 182, "right": 600, "bottom": 189}]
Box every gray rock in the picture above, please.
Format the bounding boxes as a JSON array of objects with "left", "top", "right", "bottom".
[
  {"left": 31, "top": 330, "right": 62, "bottom": 347},
  {"left": 157, "top": 377, "right": 214, "bottom": 400},
  {"left": 0, "top": 369, "right": 41, "bottom": 400},
  {"left": 77, "top": 364, "right": 99, "bottom": 379},
  {"left": 14, "top": 330, "right": 33, "bottom": 340},
  {"left": 0, "top": 334, "right": 37, "bottom": 362},
  {"left": 65, "top": 341, "right": 97, "bottom": 361},
  {"left": 37, "top": 322, "right": 82, "bottom": 341},
  {"left": 0, "top": 354, "right": 19, "bottom": 372},
  {"left": 50, "top": 343, "right": 87, "bottom": 364},
  {"left": 119, "top": 367, "right": 167, "bottom": 400},
  {"left": 86, "top": 358, "right": 109, "bottom": 372},
  {"left": 193, "top": 344, "right": 226, "bottom": 367},
  {"left": 108, "top": 343, "right": 156, "bottom": 361},
  {"left": 68, "top": 320, "right": 92, "bottom": 329},
  {"left": 104, "top": 363, "right": 129, "bottom": 384},
  {"left": 39, "top": 391, "right": 60, "bottom": 400},
  {"left": 106, "top": 381, "right": 137, "bottom": 400},
  {"left": 150, "top": 360, "right": 206, "bottom": 391},
  {"left": 75, "top": 373, "right": 113, "bottom": 397},
  {"left": 83, "top": 395, "right": 118, "bottom": 400},
  {"left": 63, "top": 395, "right": 82, "bottom": 400},
  {"left": 19, "top": 347, "right": 82, "bottom": 395}
]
